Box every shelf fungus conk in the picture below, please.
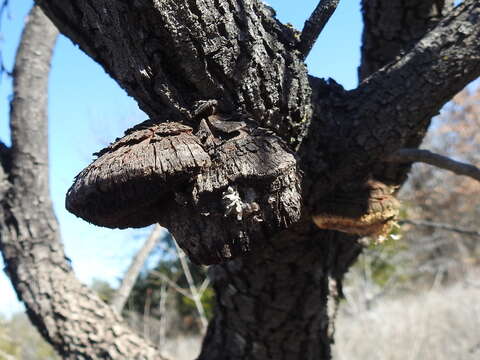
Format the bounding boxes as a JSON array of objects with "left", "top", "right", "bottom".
[
  {"left": 312, "top": 180, "right": 399, "bottom": 239},
  {"left": 66, "top": 121, "right": 211, "bottom": 229},
  {"left": 66, "top": 119, "right": 302, "bottom": 265}
]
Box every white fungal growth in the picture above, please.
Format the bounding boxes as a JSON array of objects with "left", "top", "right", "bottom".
[
  {"left": 222, "top": 186, "right": 261, "bottom": 221},
  {"left": 222, "top": 186, "right": 244, "bottom": 220}
]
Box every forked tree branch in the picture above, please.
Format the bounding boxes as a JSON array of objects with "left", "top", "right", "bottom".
[
  {"left": 359, "top": 0, "right": 454, "bottom": 80},
  {"left": 151, "top": 271, "right": 193, "bottom": 300},
  {"left": 303, "top": 0, "right": 480, "bottom": 178},
  {"left": 357, "top": 1, "right": 455, "bottom": 186},
  {"left": 387, "top": 148, "right": 480, "bottom": 182},
  {"left": 174, "top": 241, "right": 208, "bottom": 333},
  {"left": 299, "top": 0, "right": 340, "bottom": 59},
  {"left": 400, "top": 219, "right": 480, "bottom": 237},
  {"left": 354, "top": 0, "right": 480, "bottom": 139}
]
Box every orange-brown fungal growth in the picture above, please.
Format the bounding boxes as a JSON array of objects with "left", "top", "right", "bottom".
[{"left": 312, "top": 180, "right": 399, "bottom": 238}]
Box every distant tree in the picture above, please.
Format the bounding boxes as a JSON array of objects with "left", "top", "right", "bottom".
[
  {"left": 399, "top": 85, "right": 480, "bottom": 282},
  {"left": 91, "top": 279, "right": 118, "bottom": 304},
  {"left": 1, "top": 1, "right": 480, "bottom": 359},
  {"left": 343, "top": 85, "right": 480, "bottom": 309}
]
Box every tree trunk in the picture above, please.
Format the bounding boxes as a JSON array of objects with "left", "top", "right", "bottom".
[
  {"left": 0, "top": 0, "right": 479, "bottom": 359},
  {"left": 198, "top": 227, "right": 360, "bottom": 360}
]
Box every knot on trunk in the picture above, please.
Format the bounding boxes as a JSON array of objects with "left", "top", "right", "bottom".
[
  {"left": 312, "top": 180, "right": 399, "bottom": 238},
  {"left": 66, "top": 120, "right": 302, "bottom": 265}
]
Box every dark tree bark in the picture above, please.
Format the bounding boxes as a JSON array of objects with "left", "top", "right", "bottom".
[
  {"left": 197, "top": 228, "right": 360, "bottom": 360},
  {"left": 359, "top": 0, "right": 455, "bottom": 80},
  {"left": 1, "top": 0, "right": 479, "bottom": 359},
  {"left": 0, "top": 6, "right": 166, "bottom": 360},
  {"left": 359, "top": 0, "right": 456, "bottom": 185}
]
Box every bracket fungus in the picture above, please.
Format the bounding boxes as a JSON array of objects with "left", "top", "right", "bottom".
[
  {"left": 66, "top": 119, "right": 302, "bottom": 264},
  {"left": 312, "top": 180, "right": 399, "bottom": 240},
  {"left": 66, "top": 121, "right": 211, "bottom": 228}
]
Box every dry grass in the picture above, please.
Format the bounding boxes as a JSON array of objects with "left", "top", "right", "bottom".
[
  {"left": 161, "top": 336, "right": 202, "bottom": 360},
  {"left": 334, "top": 278, "right": 480, "bottom": 360},
  {"left": 158, "top": 276, "right": 480, "bottom": 360}
]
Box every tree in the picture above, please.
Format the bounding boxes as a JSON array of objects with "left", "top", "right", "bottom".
[
  {"left": 397, "top": 86, "right": 480, "bottom": 284},
  {"left": 1, "top": 1, "right": 479, "bottom": 360}
]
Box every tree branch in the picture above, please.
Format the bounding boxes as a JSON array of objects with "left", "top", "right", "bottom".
[
  {"left": 198, "top": 277, "right": 211, "bottom": 297},
  {"left": 358, "top": 0, "right": 455, "bottom": 186},
  {"left": 174, "top": 241, "right": 208, "bottom": 333},
  {"left": 298, "top": 0, "right": 340, "bottom": 59},
  {"left": 35, "top": 0, "right": 312, "bottom": 144},
  {"left": 359, "top": 0, "right": 454, "bottom": 80},
  {"left": 0, "top": 6, "right": 166, "bottom": 359},
  {"left": 151, "top": 271, "right": 194, "bottom": 300},
  {"left": 0, "top": 142, "right": 10, "bottom": 199},
  {"left": 387, "top": 148, "right": 480, "bottom": 182},
  {"left": 0, "top": 0, "right": 10, "bottom": 29},
  {"left": 400, "top": 219, "right": 480, "bottom": 237},
  {"left": 354, "top": 0, "right": 480, "bottom": 144},
  {"left": 303, "top": 0, "right": 480, "bottom": 184},
  {"left": 0, "top": 1, "right": 12, "bottom": 82},
  {"left": 111, "top": 225, "right": 164, "bottom": 314}
]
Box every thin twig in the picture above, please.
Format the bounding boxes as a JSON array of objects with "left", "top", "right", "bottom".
[
  {"left": 157, "top": 237, "right": 179, "bottom": 259},
  {"left": 151, "top": 270, "right": 193, "bottom": 300},
  {"left": 143, "top": 288, "right": 152, "bottom": 339},
  {"left": 400, "top": 219, "right": 480, "bottom": 237},
  {"left": 198, "top": 277, "right": 210, "bottom": 297},
  {"left": 0, "top": 0, "right": 10, "bottom": 28},
  {"left": 298, "top": 0, "right": 340, "bottom": 59},
  {"left": 157, "top": 283, "right": 169, "bottom": 349},
  {"left": 0, "top": 0, "right": 12, "bottom": 82},
  {"left": 174, "top": 240, "right": 209, "bottom": 333},
  {"left": 387, "top": 148, "right": 480, "bottom": 182}
]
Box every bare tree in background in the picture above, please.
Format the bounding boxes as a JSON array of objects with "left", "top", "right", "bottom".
[
  {"left": 341, "top": 85, "right": 480, "bottom": 311},
  {"left": 1, "top": 2, "right": 480, "bottom": 360},
  {"left": 399, "top": 86, "right": 480, "bottom": 283},
  {"left": 111, "top": 225, "right": 164, "bottom": 314}
]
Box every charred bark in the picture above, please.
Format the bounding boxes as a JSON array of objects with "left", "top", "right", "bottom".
[
  {"left": 198, "top": 227, "right": 361, "bottom": 360},
  {"left": 35, "top": 0, "right": 312, "bottom": 148},
  {"left": 359, "top": 0, "right": 456, "bottom": 185},
  {"left": 359, "top": 0, "right": 455, "bottom": 80}
]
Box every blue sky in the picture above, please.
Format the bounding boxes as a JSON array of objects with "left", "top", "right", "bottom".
[{"left": 0, "top": 0, "right": 362, "bottom": 315}]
